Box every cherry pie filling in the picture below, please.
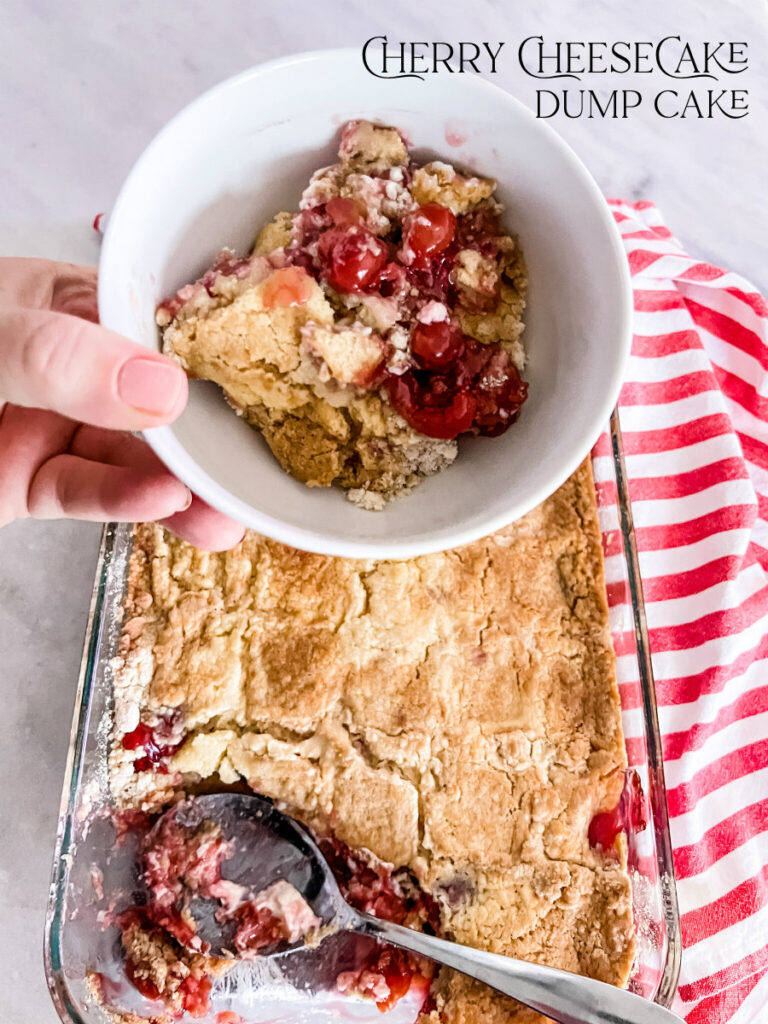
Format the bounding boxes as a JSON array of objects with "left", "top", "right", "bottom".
[
  {"left": 287, "top": 192, "right": 528, "bottom": 441},
  {"left": 115, "top": 810, "right": 439, "bottom": 1018},
  {"left": 122, "top": 716, "right": 184, "bottom": 774},
  {"left": 318, "top": 837, "right": 440, "bottom": 1012},
  {"left": 588, "top": 769, "right": 648, "bottom": 855}
]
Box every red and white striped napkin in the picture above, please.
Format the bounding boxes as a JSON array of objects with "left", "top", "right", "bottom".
[{"left": 595, "top": 200, "right": 768, "bottom": 1023}]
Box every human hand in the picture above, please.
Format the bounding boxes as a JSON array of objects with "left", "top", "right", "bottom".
[{"left": 0, "top": 258, "right": 245, "bottom": 550}]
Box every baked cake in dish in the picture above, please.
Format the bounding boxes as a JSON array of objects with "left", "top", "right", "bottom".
[
  {"left": 157, "top": 120, "right": 528, "bottom": 509},
  {"left": 101, "top": 460, "right": 636, "bottom": 1023}
]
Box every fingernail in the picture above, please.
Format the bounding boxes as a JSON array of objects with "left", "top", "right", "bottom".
[
  {"left": 179, "top": 489, "right": 194, "bottom": 511},
  {"left": 118, "top": 358, "right": 185, "bottom": 415}
]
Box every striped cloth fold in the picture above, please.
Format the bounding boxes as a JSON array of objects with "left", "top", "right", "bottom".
[{"left": 599, "top": 200, "right": 768, "bottom": 1023}]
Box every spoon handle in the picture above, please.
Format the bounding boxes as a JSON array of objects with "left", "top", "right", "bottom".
[{"left": 358, "top": 914, "right": 681, "bottom": 1024}]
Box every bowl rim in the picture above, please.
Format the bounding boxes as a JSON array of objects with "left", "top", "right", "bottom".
[{"left": 99, "top": 46, "right": 633, "bottom": 559}]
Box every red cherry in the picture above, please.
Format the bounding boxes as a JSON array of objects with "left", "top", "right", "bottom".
[
  {"left": 133, "top": 756, "right": 169, "bottom": 774},
  {"left": 377, "top": 261, "right": 406, "bottom": 298},
  {"left": 376, "top": 948, "right": 414, "bottom": 1012},
  {"left": 125, "top": 959, "right": 161, "bottom": 1002},
  {"left": 403, "top": 203, "right": 456, "bottom": 262},
  {"left": 122, "top": 719, "right": 182, "bottom": 772},
  {"left": 325, "top": 196, "right": 364, "bottom": 227},
  {"left": 455, "top": 204, "right": 502, "bottom": 247},
  {"left": 588, "top": 770, "right": 647, "bottom": 853},
  {"left": 463, "top": 339, "right": 528, "bottom": 436},
  {"left": 232, "top": 902, "right": 287, "bottom": 954},
  {"left": 122, "top": 722, "right": 154, "bottom": 752},
  {"left": 179, "top": 975, "right": 212, "bottom": 1018},
  {"left": 318, "top": 227, "right": 388, "bottom": 294},
  {"left": 411, "top": 320, "right": 463, "bottom": 370},
  {"left": 316, "top": 834, "right": 439, "bottom": 1014},
  {"left": 387, "top": 374, "right": 476, "bottom": 439}
]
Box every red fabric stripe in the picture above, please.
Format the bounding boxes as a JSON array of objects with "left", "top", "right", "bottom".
[
  {"left": 633, "top": 289, "right": 686, "bottom": 313},
  {"left": 621, "top": 413, "right": 734, "bottom": 455},
  {"left": 648, "top": 583, "right": 768, "bottom": 655},
  {"left": 684, "top": 972, "right": 763, "bottom": 1024},
  {"left": 625, "top": 457, "right": 749, "bottom": 502},
  {"left": 748, "top": 536, "right": 768, "bottom": 575},
  {"left": 608, "top": 198, "right": 651, "bottom": 210},
  {"left": 623, "top": 736, "right": 645, "bottom": 766},
  {"left": 593, "top": 493, "right": 756, "bottom": 568},
  {"left": 630, "top": 329, "right": 703, "bottom": 358},
  {"left": 594, "top": 479, "right": 618, "bottom": 505},
  {"left": 639, "top": 555, "right": 748, "bottom": 604},
  {"left": 605, "top": 580, "right": 629, "bottom": 608},
  {"left": 668, "top": 744, "right": 768, "bottom": 822},
  {"left": 620, "top": 370, "right": 718, "bottom": 406},
  {"left": 633, "top": 505, "right": 755, "bottom": 554},
  {"left": 601, "top": 530, "right": 624, "bottom": 559},
  {"left": 677, "top": 943, "right": 768, "bottom": 1001},
  {"left": 713, "top": 361, "right": 768, "bottom": 424},
  {"left": 738, "top": 431, "right": 768, "bottom": 474},
  {"left": 612, "top": 557, "right": 761, "bottom": 633},
  {"left": 673, "top": 800, "right": 768, "bottom": 880},
  {"left": 591, "top": 432, "right": 612, "bottom": 459},
  {"left": 617, "top": 680, "right": 643, "bottom": 713},
  {"left": 653, "top": 632, "right": 768, "bottom": 707},
  {"left": 663, "top": 686, "right": 768, "bottom": 762},
  {"left": 679, "top": 262, "right": 727, "bottom": 283},
  {"left": 681, "top": 864, "right": 768, "bottom": 945},
  {"left": 686, "top": 297, "right": 768, "bottom": 373},
  {"left": 611, "top": 630, "right": 640, "bottom": 658},
  {"left": 622, "top": 227, "right": 674, "bottom": 241},
  {"left": 723, "top": 287, "right": 768, "bottom": 319},
  {"left": 628, "top": 248, "right": 664, "bottom": 275}
]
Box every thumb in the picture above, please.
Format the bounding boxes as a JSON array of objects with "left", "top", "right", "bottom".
[{"left": 0, "top": 306, "right": 188, "bottom": 430}]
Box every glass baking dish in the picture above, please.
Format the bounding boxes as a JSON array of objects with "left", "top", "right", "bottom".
[{"left": 44, "top": 409, "right": 682, "bottom": 1023}]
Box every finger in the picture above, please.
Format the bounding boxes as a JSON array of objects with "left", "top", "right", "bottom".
[
  {"left": 0, "top": 258, "right": 98, "bottom": 321},
  {"left": 27, "top": 454, "right": 193, "bottom": 522},
  {"left": 0, "top": 306, "right": 188, "bottom": 430},
  {"left": 0, "top": 402, "right": 78, "bottom": 525},
  {"left": 69, "top": 427, "right": 245, "bottom": 549},
  {"left": 70, "top": 424, "right": 168, "bottom": 472},
  {"left": 159, "top": 495, "right": 246, "bottom": 552}
]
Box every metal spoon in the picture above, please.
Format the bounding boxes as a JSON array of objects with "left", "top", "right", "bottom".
[{"left": 160, "top": 794, "right": 682, "bottom": 1024}]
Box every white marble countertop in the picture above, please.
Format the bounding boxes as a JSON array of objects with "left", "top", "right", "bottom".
[{"left": 1, "top": 1, "right": 766, "bottom": 1020}]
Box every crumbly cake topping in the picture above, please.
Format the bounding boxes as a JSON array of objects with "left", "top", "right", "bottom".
[
  {"left": 109, "top": 462, "right": 635, "bottom": 1022},
  {"left": 157, "top": 120, "right": 529, "bottom": 507}
]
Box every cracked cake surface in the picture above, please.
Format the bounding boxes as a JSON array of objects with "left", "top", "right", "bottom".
[
  {"left": 157, "top": 120, "right": 528, "bottom": 509},
  {"left": 107, "top": 460, "right": 635, "bottom": 1022}
]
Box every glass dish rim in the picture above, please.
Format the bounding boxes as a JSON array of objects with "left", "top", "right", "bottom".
[{"left": 43, "top": 408, "right": 683, "bottom": 1021}]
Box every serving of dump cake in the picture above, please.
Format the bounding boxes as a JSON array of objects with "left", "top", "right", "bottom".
[
  {"left": 157, "top": 120, "right": 528, "bottom": 509},
  {"left": 99, "top": 461, "right": 636, "bottom": 1023}
]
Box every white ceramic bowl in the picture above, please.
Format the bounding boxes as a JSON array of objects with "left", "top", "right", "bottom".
[{"left": 99, "top": 48, "right": 631, "bottom": 558}]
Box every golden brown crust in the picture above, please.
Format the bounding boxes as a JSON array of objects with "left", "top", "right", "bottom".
[
  {"left": 161, "top": 259, "right": 459, "bottom": 500},
  {"left": 411, "top": 162, "right": 496, "bottom": 214},
  {"left": 338, "top": 119, "right": 409, "bottom": 173},
  {"left": 109, "top": 461, "right": 634, "bottom": 1022}
]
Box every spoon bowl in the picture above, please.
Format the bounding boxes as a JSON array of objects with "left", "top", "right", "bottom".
[{"left": 164, "top": 793, "right": 354, "bottom": 954}]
